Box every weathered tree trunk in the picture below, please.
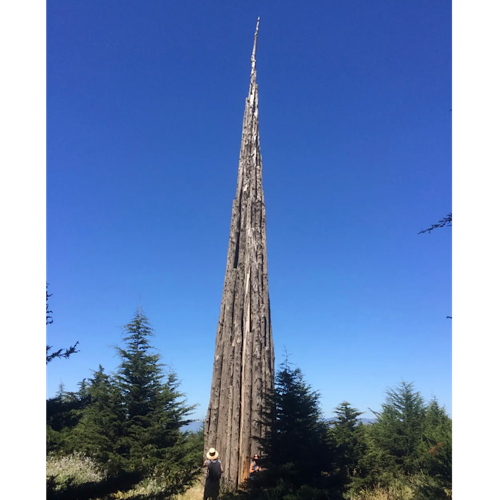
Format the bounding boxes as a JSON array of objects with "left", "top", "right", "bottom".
[{"left": 205, "top": 18, "right": 275, "bottom": 490}]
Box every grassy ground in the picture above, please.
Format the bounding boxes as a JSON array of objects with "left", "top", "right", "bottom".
[
  {"left": 47, "top": 454, "right": 448, "bottom": 500},
  {"left": 350, "top": 486, "right": 413, "bottom": 500},
  {"left": 174, "top": 475, "right": 205, "bottom": 500},
  {"left": 47, "top": 453, "right": 207, "bottom": 500},
  {"left": 349, "top": 475, "right": 451, "bottom": 500}
]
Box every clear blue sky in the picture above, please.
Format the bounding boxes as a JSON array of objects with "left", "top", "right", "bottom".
[{"left": 46, "top": 0, "right": 451, "bottom": 421}]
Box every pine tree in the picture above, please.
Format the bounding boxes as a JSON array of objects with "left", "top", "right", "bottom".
[
  {"left": 47, "top": 310, "right": 203, "bottom": 500},
  {"left": 113, "top": 308, "right": 196, "bottom": 476},
  {"left": 329, "top": 401, "right": 367, "bottom": 490},
  {"left": 419, "top": 398, "right": 452, "bottom": 497},
  {"left": 258, "top": 358, "right": 331, "bottom": 489},
  {"left": 368, "top": 381, "right": 427, "bottom": 479},
  {"left": 69, "top": 366, "right": 125, "bottom": 472},
  {"left": 46, "top": 383, "right": 89, "bottom": 454}
]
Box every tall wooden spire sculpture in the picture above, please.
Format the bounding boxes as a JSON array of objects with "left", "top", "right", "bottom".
[{"left": 205, "top": 18, "right": 275, "bottom": 489}]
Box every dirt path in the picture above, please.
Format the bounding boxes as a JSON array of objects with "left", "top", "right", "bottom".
[{"left": 176, "top": 475, "right": 205, "bottom": 500}]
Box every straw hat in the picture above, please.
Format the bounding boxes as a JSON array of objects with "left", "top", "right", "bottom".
[{"left": 206, "top": 447, "right": 219, "bottom": 460}]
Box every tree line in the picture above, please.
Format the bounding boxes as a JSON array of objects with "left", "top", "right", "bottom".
[
  {"left": 47, "top": 305, "right": 451, "bottom": 500},
  {"left": 47, "top": 212, "right": 451, "bottom": 499},
  {"left": 229, "top": 360, "right": 452, "bottom": 500}
]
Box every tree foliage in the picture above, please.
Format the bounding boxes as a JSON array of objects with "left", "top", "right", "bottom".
[
  {"left": 47, "top": 318, "right": 452, "bottom": 500},
  {"left": 46, "top": 283, "right": 79, "bottom": 364},
  {"left": 328, "top": 401, "right": 368, "bottom": 495},
  {"left": 350, "top": 381, "right": 452, "bottom": 499},
  {"left": 419, "top": 398, "right": 453, "bottom": 498},
  {"left": 46, "top": 383, "right": 88, "bottom": 455},
  {"left": 368, "top": 381, "right": 427, "bottom": 477},
  {"left": 112, "top": 308, "right": 196, "bottom": 474},
  {"left": 68, "top": 366, "right": 125, "bottom": 472},
  {"left": 254, "top": 357, "right": 332, "bottom": 494},
  {"left": 47, "top": 308, "right": 202, "bottom": 499},
  {"left": 418, "top": 212, "right": 453, "bottom": 319},
  {"left": 222, "top": 368, "right": 452, "bottom": 500},
  {"left": 418, "top": 213, "right": 452, "bottom": 235}
]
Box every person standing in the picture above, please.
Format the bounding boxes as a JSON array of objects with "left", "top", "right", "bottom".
[
  {"left": 203, "top": 448, "right": 223, "bottom": 500},
  {"left": 249, "top": 454, "right": 261, "bottom": 480}
]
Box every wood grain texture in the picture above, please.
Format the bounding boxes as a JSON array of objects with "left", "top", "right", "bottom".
[{"left": 205, "top": 18, "right": 275, "bottom": 490}]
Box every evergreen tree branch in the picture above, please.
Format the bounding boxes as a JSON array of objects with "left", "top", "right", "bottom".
[
  {"left": 46, "top": 283, "right": 80, "bottom": 363},
  {"left": 418, "top": 213, "right": 452, "bottom": 235},
  {"left": 46, "top": 342, "right": 80, "bottom": 364}
]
